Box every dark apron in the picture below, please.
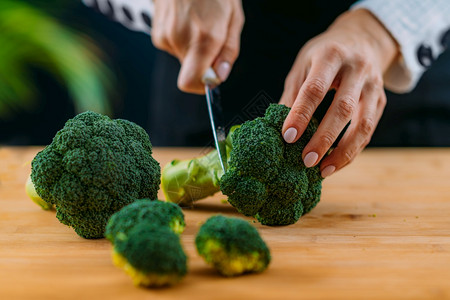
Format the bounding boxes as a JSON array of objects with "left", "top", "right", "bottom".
[{"left": 147, "top": 0, "right": 450, "bottom": 147}]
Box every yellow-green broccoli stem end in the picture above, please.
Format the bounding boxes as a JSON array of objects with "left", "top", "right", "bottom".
[
  {"left": 170, "top": 218, "right": 186, "bottom": 235},
  {"left": 25, "top": 175, "right": 53, "bottom": 210},
  {"left": 112, "top": 250, "right": 182, "bottom": 287},
  {"left": 203, "top": 240, "right": 268, "bottom": 277}
]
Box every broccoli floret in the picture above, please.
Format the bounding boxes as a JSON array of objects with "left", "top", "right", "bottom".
[
  {"left": 220, "top": 104, "right": 323, "bottom": 225},
  {"left": 195, "top": 215, "right": 271, "bottom": 277},
  {"left": 112, "top": 224, "right": 187, "bottom": 287},
  {"left": 30, "top": 111, "right": 161, "bottom": 238},
  {"left": 105, "top": 199, "right": 185, "bottom": 244}
]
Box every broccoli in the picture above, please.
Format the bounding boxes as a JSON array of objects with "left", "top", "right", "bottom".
[
  {"left": 112, "top": 223, "right": 187, "bottom": 287},
  {"left": 30, "top": 111, "right": 161, "bottom": 238},
  {"left": 162, "top": 104, "right": 323, "bottom": 225},
  {"left": 195, "top": 215, "right": 271, "bottom": 277},
  {"left": 105, "top": 199, "right": 185, "bottom": 244}
]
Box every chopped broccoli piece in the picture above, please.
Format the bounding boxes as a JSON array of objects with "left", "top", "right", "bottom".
[
  {"left": 105, "top": 199, "right": 185, "bottom": 244},
  {"left": 195, "top": 215, "right": 271, "bottom": 277},
  {"left": 30, "top": 111, "right": 161, "bottom": 238},
  {"left": 112, "top": 224, "right": 187, "bottom": 287}
]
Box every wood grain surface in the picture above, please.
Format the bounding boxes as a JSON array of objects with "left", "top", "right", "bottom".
[{"left": 1, "top": 147, "right": 450, "bottom": 300}]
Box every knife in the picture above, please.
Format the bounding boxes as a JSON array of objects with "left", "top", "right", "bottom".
[{"left": 202, "top": 68, "right": 228, "bottom": 173}]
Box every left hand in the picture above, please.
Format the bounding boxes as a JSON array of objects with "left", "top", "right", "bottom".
[{"left": 280, "top": 9, "right": 399, "bottom": 177}]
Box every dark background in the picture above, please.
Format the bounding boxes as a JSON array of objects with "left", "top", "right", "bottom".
[{"left": 1, "top": 1, "right": 449, "bottom": 147}]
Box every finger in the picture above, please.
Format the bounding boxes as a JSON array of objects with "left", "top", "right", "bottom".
[
  {"left": 279, "top": 62, "right": 308, "bottom": 107},
  {"left": 301, "top": 68, "right": 364, "bottom": 167},
  {"left": 282, "top": 56, "right": 342, "bottom": 144},
  {"left": 177, "top": 31, "right": 225, "bottom": 94},
  {"left": 212, "top": 4, "right": 244, "bottom": 82},
  {"left": 319, "top": 85, "right": 385, "bottom": 177}
]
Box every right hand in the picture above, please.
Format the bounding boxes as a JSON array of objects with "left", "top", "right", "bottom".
[{"left": 152, "top": 0, "right": 244, "bottom": 94}]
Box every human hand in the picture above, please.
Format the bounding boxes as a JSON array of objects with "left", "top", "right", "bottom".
[
  {"left": 280, "top": 9, "right": 399, "bottom": 177},
  {"left": 151, "top": 0, "right": 244, "bottom": 94}
]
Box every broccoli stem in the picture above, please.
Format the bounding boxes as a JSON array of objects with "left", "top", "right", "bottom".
[
  {"left": 26, "top": 174, "right": 53, "bottom": 210},
  {"left": 161, "top": 149, "right": 224, "bottom": 206},
  {"left": 161, "top": 126, "right": 239, "bottom": 206}
]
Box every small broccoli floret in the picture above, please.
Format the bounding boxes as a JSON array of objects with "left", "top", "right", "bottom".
[
  {"left": 105, "top": 199, "right": 185, "bottom": 244},
  {"left": 195, "top": 215, "right": 271, "bottom": 277},
  {"left": 112, "top": 224, "right": 187, "bottom": 287},
  {"left": 30, "top": 111, "right": 161, "bottom": 238},
  {"left": 220, "top": 104, "right": 324, "bottom": 225}
]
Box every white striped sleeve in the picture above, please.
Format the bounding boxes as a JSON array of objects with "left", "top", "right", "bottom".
[
  {"left": 82, "top": 0, "right": 153, "bottom": 35},
  {"left": 352, "top": 0, "right": 450, "bottom": 93}
]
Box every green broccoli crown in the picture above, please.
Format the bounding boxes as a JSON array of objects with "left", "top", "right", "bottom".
[
  {"left": 113, "top": 224, "right": 187, "bottom": 287},
  {"left": 30, "top": 111, "right": 161, "bottom": 239},
  {"left": 105, "top": 199, "right": 185, "bottom": 243},
  {"left": 220, "top": 104, "right": 323, "bottom": 226},
  {"left": 195, "top": 215, "right": 271, "bottom": 277}
]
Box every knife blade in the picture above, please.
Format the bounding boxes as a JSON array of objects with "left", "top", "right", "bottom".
[{"left": 202, "top": 68, "right": 227, "bottom": 173}]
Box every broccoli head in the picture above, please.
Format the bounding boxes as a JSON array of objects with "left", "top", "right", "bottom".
[
  {"left": 195, "top": 215, "right": 271, "bottom": 277},
  {"left": 105, "top": 199, "right": 185, "bottom": 244},
  {"left": 220, "top": 104, "right": 323, "bottom": 225},
  {"left": 112, "top": 223, "right": 187, "bottom": 287},
  {"left": 30, "top": 111, "right": 161, "bottom": 238}
]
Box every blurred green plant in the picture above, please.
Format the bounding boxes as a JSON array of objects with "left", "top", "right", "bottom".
[{"left": 0, "top": 0, "right": 113, "bottom": 120}]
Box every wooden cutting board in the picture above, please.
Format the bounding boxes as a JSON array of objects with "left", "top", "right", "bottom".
[{"left": 1, "top": 147, "right": 450, "bottom": 300}]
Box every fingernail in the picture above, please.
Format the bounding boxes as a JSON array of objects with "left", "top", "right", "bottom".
[
  {"left": 283, "top": 127, "right": 297, "bottom": 143},
  {"left": 321, "top": 165, "right": 336, "bottom": 178},
  {"left": 304, "top": 152, "right": 319, "bottom": 168},
  {"left": 217, "top": 61, "right": 231, "bottom": 82}
]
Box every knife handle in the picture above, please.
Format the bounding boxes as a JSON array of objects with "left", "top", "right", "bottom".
[{"left": 202, "top": 67, "right": 221, "bottom": 87}]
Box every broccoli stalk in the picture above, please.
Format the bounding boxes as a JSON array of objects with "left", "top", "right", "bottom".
[
  {"left": 162, "top": 104, "right": 324, "bottom": 226},
  {"left": 161, "top": 126, "right": 239, "bottom": 206},
  {"left": 25, "top": 174, "right": 53, "bottom": 210}
]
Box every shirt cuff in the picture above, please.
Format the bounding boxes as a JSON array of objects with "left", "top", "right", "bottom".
[
  {"left": 82, "top": 0, "right": 154, "bottom": 35},
  {"left": 352, "top": 0, "right": 450, "bottom": 93}
]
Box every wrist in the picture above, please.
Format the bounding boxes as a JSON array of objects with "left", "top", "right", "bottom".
[{"left": 332, "top": 9, "right": 399, "bottom": 73}]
